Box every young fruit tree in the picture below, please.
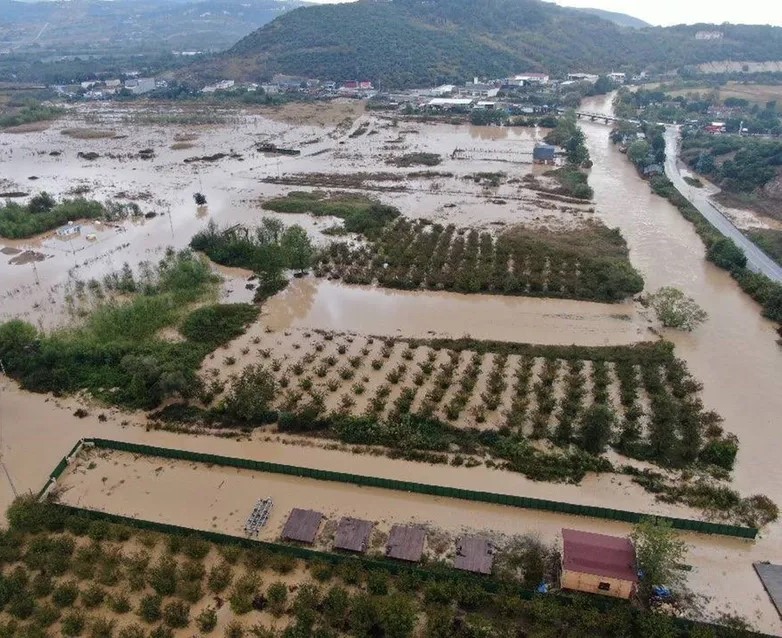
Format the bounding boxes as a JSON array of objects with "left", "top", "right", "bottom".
[{"left": 647, "top": 287, "right": 708, "bottom": 331}]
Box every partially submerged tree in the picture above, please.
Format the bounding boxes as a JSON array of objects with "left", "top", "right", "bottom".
[
  {"left": 647, "top": 287, "right": 708, "bottom": 331},
  {"left": 280, "top": 225, "right": 314, "bottom": 273},
  {"left": 631, "top": 518, "right": 687, "bottom": 599}
]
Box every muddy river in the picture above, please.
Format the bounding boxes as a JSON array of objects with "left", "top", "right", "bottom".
[{"left": 1, "top": 97, "right": 782, "bottom": 631}]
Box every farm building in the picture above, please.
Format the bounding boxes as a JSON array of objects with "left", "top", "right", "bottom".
[
  {"left": 561, "top": 529, "right": 638, "bottom": 599},
  {"left": 533, "top": 143, "right": 557, "bottom": 164},
  {"left": 56, "top": 223, "right": 81, "bottom": 237}
]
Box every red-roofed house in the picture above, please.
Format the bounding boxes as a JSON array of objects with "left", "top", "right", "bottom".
[{"left": 561, "top": 529, "right": 638, "bottom": 599}]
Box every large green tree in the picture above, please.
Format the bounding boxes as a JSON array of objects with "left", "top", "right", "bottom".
[
  {"left": 280, "top": 225, "right": 314, "bottom": 273},
  {"left": 631, "top": 518, "right": 687, "bottom": 599}
]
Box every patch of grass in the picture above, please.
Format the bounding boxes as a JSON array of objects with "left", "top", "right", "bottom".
[
  {"left": 263, "top": 191, "right": 399, "bottom": 238},
  {"left": 179, "top": 304, "right": 259, "bottom": 348},
  {"left": 0, "top": 104, "right": 63, "bottom": 129},
  {"left": 747, "top": 228, "right": 782, "bottom": 267},
  {"left": 60, "top": 128, "right": 116, "bottom": 139},
  {"left": 544, "top": 166, "right": 594, "bottom": 200},
  {"left": 387, "top": 152, "right": 442, "bottom": 167}
]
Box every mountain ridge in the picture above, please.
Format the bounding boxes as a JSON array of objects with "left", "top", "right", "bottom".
[{"left": 188, "top": 0, "right": 782, "bottom": 88}]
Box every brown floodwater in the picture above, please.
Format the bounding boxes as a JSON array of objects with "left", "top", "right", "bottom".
[
  {"left": 262, "top": 278, "right": 652, "bottom": 345},
  {"left": 2, "top": 100, "right": 782, "bottom": 630}
]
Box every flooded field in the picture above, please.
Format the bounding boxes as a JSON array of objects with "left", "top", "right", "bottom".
[
  {"left": 261, "top": 278, "right": 652, "bottom": 344},
  {"left": 2, "top": 95, "right": 782, "bottom": 631}
]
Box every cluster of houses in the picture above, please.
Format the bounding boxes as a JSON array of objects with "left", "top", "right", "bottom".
[
  {"left": 55, "top": 66, "right": 651, "bottom": 105},
  {"left": 201, "top": 74, "right": 375, "bottom": 98},
  {"left": 57, "top": 74, "right": 166, "bottom": 99}
]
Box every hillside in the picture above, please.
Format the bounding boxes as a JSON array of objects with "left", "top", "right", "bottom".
[
  {"left": 190, "top": 0, "right": 782, "bottom": 88},
  {"left": 573, "top": 7, "right": 651, "bottom": 29},
  {"left": 0, "top": 0, "right": 307, "bottom": 54}
]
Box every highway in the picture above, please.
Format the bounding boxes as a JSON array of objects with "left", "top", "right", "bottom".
[{"left": 664, "top": 127, "right": 782, "bottom": 283}]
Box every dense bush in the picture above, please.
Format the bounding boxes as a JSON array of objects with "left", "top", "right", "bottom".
[
  {"left": 190, "top": 217, "right": 314, "bottom": 294},
  {"left": 179, "top": 304, "right": 259, "bottom": 348}
]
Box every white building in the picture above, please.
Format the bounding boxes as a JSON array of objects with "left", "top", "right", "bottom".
[
  {"left": 427, "top": 98, "right": 474, "bottom": 109},
  {"left": 56, "top": 223, "right": 81, "bottom": 237},
  {"left": 124, "top": 78, "right": 156, "bottom": 95},
  {"left": 608, "top": 72, "right": 626, "bottom": 83},
  {"left": 202, "top": 80, "right": 236, "bottom": 93},
  {"left": 508, "top": 73, "right": 550, "bottom": 86},
  {"left": 567, "top": 73, "right": 599, "bottom": 84}
]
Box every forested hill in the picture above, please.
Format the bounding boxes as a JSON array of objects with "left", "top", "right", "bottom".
[
  {"left": 573, "top": 7, "right": 651, "bottom": 29},
  {"left": 192, "top": 0, "right": 782, "bottom": 88}
]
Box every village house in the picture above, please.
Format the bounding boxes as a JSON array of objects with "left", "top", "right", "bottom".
[
  {"left": 124, "top": 77, "right": 156, "bottom": 95},
  {"left": 507, "top": 72, "right": 550, "bottom": 86},
  {"left": 567, "top": 73, "right": 599, "bottom": 84},
  {"left": 560, "top": 529, "right": 638, "bottom": 599},
  {"left": 456, "top": 78, "right": 500, "bottom": 99}
]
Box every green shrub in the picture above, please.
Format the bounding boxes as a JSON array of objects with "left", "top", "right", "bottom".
[
  {"left": 52, "top": 581, "right": 79, "bottom": 607},
  {"left": 81, "top": 584, "right": 106, "bottom": 609},
  {"left": 148, "top": 626, "right": 173, "bottom": 638},
  {"left": 117, "top": 624, "right": 145, "bottom": 638},
  {"left": 162, "top": 600, "right": 190, "bottom": 628},
  {"left": 207, "top": 562, "right": 233, "bottom": 593},
  {"left": 699, "top": 437, "right": 739, "bottom": 471},
  {"left": 88, "top": 617, "right": 115, "bottom": 638},
  {"left": 266, "top": 582, "right": 288, "bottom": 617},
  {"left": 229, "top": 574, "right": 260, "bottom": 615},
  {"left": 61, "top": 611, "right": 86, "bottom": 637},
  {"left": 148, "top": 555, "right": 177, "bottom": 596},
  {"left": 137, "top": 594, "right": 162, "bottom": 624},
  {"left": 108, "top": 592, "right": 131, "bottom": 614},
  {"left": 195, "top": 608, "right": 217, "bottom": 633}
]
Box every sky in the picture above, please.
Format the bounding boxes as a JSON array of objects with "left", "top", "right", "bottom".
[
  {"left": 549, "top": 0, "right": 782, "bottom": 27},
  {"left": 304, "top": 0, "right": 782, "bottom": 27}
]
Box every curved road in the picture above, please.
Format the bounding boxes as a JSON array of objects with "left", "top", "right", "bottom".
[{"left": 664, "top": 127, "right": 782, "bottom": 282}]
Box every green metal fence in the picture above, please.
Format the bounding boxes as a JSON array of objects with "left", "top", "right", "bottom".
[{"left": 42, "top": 438, "right": 758, "bottom": 540}]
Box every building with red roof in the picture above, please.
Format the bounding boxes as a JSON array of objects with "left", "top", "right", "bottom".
[{"left": 561, "top": 529, "right": 638, "bottom": 599}]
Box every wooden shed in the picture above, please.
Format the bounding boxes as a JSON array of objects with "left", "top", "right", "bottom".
[{"left": 561, "top": 529, "right": 638, "bottom": 599}]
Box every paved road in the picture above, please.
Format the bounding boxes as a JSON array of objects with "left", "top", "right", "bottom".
[{"left": 664, "top": 127, "right": 782, "bottom": 283}]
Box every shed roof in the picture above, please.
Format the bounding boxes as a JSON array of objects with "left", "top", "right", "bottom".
[
  {"left": 333, "top": 517, "right": 374, "bottom": 553},
  {"left": 281, "top": 508, "right": 323, "bottom": 544},
  {"left": 562, "top": 529, "right": 638, "bottom": 582},
  {"left": 386, "top": 525, "right": 426, "bottom": 563},
  {"left": 454, "top": 535, "right": 493, "bottom": 575}
]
